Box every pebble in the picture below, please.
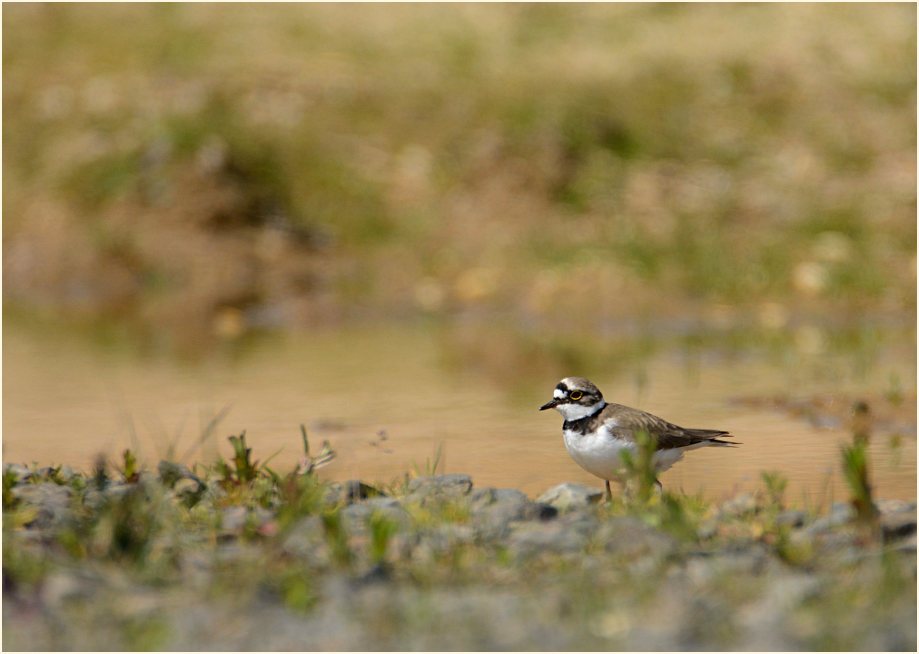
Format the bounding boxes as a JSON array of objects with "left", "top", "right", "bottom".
[
  {"left": 507, "top": 512, "right": 597, "bottom": 556},
  {"left": 737, "top": 573, "right": 823, "bottom": 649},
  {"left": 220, "top": 505, "right": 248, "bottom": 532},
  {"left": 57, "top": 466, "right": 78, "bottom": 483},
  {"left": 467, "top": 487, "right": 527, "bottom": 511},
  {"left": 324, "top": 480, "right": 385, "bottom": 505},
  {"left": 467, "top": 489, "right": 556, "bottom": 539},
  {"left": 718, "top": 492, "right": 758, "bottom": 516},
  {"left": 804, "top": 501, "right": 855, "bottom": 534},
  {"left": 157, "top": 461, "right": 198, "bottom": 488},
  {"left": 875, "top": 498, "right": 911, "bottom": 514},
  {"left": 40, "top": 570, "right": 95, "bottom": 607},
  {"left": 775, "top": 510, "right": 807, "bottom": 528},
  {"left": 341, "top": 497, "right": 411, "bottom": 530},
  {"left": 104, "top": 483, "right": 144, "bottom": 501},
  {"left": 280, "top": 515, "right": 331, "bottom": 566},
  {"left": 3, "top": 462, "right": 915, "bottom": 651},
  {"left": 3, "top": 462, "right": 31, "bottom": 479},
  {"left": 406, "top": 473, "right": 473, "bottom": 499},
  {"left": 596, "top": 516, "right": 677, "bottom": 560},
  {"left": 11, "top": 482, "right": 73, "bottom": 528},
  {"left": 173, "top": 477, "right": 205, "bottom": 497},
  {"left": 880, "top": 508, "right": 917, "bottom": 543},
  {"left": 536, "top": 483, "right": 604, "bottom": 510}
]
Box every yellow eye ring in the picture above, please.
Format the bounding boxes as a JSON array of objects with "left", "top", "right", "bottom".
[{"left": 569, "top": 390, "right": 583, "bottom": 400}]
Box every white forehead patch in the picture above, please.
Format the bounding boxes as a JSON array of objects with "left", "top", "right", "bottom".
[{"left": 553, "top": 387, "right": 567, "bottom": 399}]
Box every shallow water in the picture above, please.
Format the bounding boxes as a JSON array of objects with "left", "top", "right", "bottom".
[{"left": 3, "top": 320, "right": 915, "bottom": 503}]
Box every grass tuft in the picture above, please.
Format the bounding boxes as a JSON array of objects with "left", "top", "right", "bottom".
[
  {"left": 761, "top": 470, "right": 789, "bottom": 510},
  {"left": 620, "top": 428, "right": 659, "bottom": 504},
  {"left": 411, "top": 441, "right": 446, "bottom": 478}
]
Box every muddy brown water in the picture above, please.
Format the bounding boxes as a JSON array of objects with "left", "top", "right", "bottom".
[{"left": 3, "top": 321, "right": 916, "bottom": 503}]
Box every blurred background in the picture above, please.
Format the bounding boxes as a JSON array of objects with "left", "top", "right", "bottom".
[{"left": 3, "top": 3, "right": 916, "bottom": 500}]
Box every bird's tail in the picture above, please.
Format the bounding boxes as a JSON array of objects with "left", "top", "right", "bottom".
[{"left": 685, "top": 428, "right": 738, "bottom": 446}]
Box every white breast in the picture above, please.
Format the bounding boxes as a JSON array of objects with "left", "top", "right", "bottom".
[
  {"left": 563, "top": 422, "right": 635, "bottom": 481},
  {"left": 563, "top": 421, "right": 706, "bottom": 480}
]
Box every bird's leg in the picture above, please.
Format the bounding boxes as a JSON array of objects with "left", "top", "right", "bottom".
[
  {"left": 604, "top": 479, "right": 612, "bottom": 501},
  {"left": 655, "top": 479, "right": 663, "bottom": 491}
]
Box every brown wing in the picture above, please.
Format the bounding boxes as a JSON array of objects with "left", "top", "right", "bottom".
[{"left": 603, "top": 403, "right": 735, "bottom": 450}]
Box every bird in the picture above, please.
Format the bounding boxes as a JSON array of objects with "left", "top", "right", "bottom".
[{"left": 540, "top": 376, "right": 736, "bottom": 499}]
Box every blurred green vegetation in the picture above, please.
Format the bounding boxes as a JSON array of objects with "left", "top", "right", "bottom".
[{"left": 2, "top": 4, "right": 915, "bottom": 357}]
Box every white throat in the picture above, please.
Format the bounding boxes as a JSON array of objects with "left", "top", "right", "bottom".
[{"left": 555, "top": 400, "right": 606, "bottom": 421}]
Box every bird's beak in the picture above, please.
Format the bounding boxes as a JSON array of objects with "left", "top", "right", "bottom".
[{"left": 539, "top": 399, "right": 558, "bottom": 411}]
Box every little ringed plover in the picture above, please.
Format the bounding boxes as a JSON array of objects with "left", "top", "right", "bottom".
[{"left": 540, "top": 376, "right": 736, "bottom": 498}]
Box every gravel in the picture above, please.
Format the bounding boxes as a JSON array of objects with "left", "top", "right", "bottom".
[{"left": 3, "top": 469, "right": 915, "bottom": 651}]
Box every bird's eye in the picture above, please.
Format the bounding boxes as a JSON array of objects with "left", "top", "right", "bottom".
[{"left": 569, "top": 390, "right": 583, "bottom": 400}]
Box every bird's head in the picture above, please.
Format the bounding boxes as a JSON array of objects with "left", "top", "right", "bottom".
[{"left": 539, "top": 377, "right": 606, "bottom": 421}]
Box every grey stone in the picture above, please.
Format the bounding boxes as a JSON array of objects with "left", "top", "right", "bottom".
[
  {"left": 220, "top": 505, "right": 248, "bottom": 532},
  {"left": 104, "top": 482, "right": 143, "bottom": 501},
  {"left": 173, "top": 477, "right": 204, "bottom": 496},
  {"left": 719, "top": 492, "right": 757, "bottom": 516},
  {"left": 507, "top": 512, "right": 597, "bottom": 555},
  {"left": 3, "top": 462, "right": 31, "bottom": 480},
  {"left": 880, "top": 509, "right": 917, "bottom": 543},
  {"left": 875, "top": 499, "right": 913, "bottom": 515},
  {"left": 523, "top": 502, "right": 559, "bottom": 521},
  {"left": 283, "top": 513, "right": 323, "bottom": 540},
  {"left": 597, "top": 516, "right": 678, "bottom": 559},
  {"left": 696, "top": 518, "right": 718, "bottom": 540},
  {"left": 734, "top": 573, "right": 823, "bottom": 650},
  {"left": 536, "top": 483, "right": 604, "bottom": 511},
  {"left": 57, "top": 466, "right": 78, "bottom": 483},
  {"left": 494, "top": 488, "right": 528, "bottom": 504},
  {"left": 281, "top": 515, "right": 331, "bottom": 566},
  {"left": 806, "top": 502, "right": 855, "bottom": 534},
  {"left": 11, "top": 481, "right": 71, "bottom": 504},
  {"left": 40, "top": 571, "right": 94, "bottom": 607},
  {"left": 341, "top": 497, "right": 411, "bottom": 530},
  {"left": 471, "top": 493, "right": 526, "bottom": 536},
  {"left": 888, "top": 532, "right": 917, "bottom": 554},
  {"left": 467, "top": 487, "right": 497, "bottom": 510},
  {"left": 710, "top": 544, "right": 772, "bottom": 575},
  {"left": 830, "top": 501, "right": 856, "bottom": 519},
  {"left": 201, "top": 482, "right": 228, "bottom": 503},
  {"left": 468, "top": 487, "right": 528, "bottom": 511},
  {"left": 81, "top": 488, "right": 108, "bottom": 511},
  {"left": 775, "top": 510, "right": 807, "bottom": 528},
  {"left": 157, "top": 460, "right": 198, "bottom": 488},
  {"left": 473, "top": 488, "right": 528, "bottom": 511},
  {"left": 420, "top": 523, "right": 476, "bottom": 555},
  {"left": 252, "top": 505, "right": 275, "bottom": 527},
  {"left": 406, "top": 474, "right": 473, "bottom": 498},
  {"left": 12, "top": 482, "right": 73, "bottom": 527},
  {"left": 468, "top": 488, "right": 558, "bottom": 539},
  {"left": 217, "top": 504, "right": 277, "bottom": 539},
  {"left": 472, "top": 488, "right": 523, "bottom": 516},
  {"left": 324, "top": 480, "right": 384, "bottom": 505},
  {"left": 755, "top": 573, "right": 821, "bottom": 612}
]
